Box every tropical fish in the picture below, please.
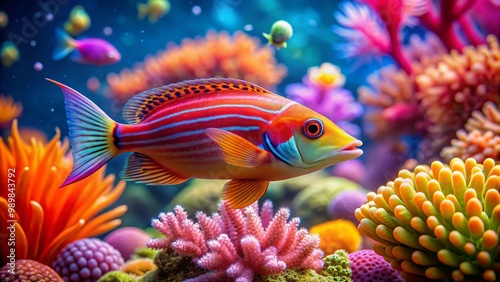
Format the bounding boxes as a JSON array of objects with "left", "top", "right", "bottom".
[
  {"left": 64, "top": 5, "right": 91, "bottom": 36},
  {"left": 138, "top": 0, "right": 170, "bottom": 23},
  {"left": 52, "top": 29, "right": 121, "bottom": 66},
  {"left": 263, "top": 20, "right": 293, "bottom": 49},
  {"left": 49, "top": 78, "right": 362, "bottom": 208}
]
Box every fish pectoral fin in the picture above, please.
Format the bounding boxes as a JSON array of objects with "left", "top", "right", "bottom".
[
  {"left": 223, "top": 179, "right": 270, "bottom": 209},
  {"left": 205, "top": 128, "right": 271, "bottom": 167},
  {"left": 120, "top": 153, "right": 188, "bottom": 185}
]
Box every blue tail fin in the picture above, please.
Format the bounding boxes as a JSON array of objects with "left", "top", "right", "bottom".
[
  {"left": 47, "top": 78, "right": 119, "bottom": 187},
  {"left": 52, "top": 29, "right": 76, "bottom": 60}
]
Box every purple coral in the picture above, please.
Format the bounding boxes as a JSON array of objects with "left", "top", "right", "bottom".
[
  {"left": 52, "top": 238, "right": 124, "bottom": 282},
  {"left": 147, "top": 200, "right": 324, "bottom": 281},
  {"left": 286, "top": 63, "right": 363, "bottom": 137},
  {"left": 104, "top": 227, "right": 152, "bottom": 260},
  {"left": 348, "top": 250, "right": 403, "bottom": 282},
  {"left": 327, "top": 190, "right": 367, "bottom": 224}
]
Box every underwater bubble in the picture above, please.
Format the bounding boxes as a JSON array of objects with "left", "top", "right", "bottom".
[
  {"left": 34, "top": 62, "right": 43, "bottom": 71},
  {"left": 30, "top": 40, "right": 36, "bottom": 46},
  {"left": 50, "top": 108, "right": 54, "bottom": 112},
  {"left": 244, "top": 24, "right": 253, "bottom": 31},
  {"left": 103, "top": 26, "right": 113, "bottom": 36},
  {"left": 87, "top": 77, "right": 100, "bottom": 92},
  {"left": 46, "top": 13, "right": 54, "bottom": 22},
  {"left": 192, "top": 5, "right": 202, "bottom": 15}
]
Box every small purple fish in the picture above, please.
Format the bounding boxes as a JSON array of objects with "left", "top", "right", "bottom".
[{"left": 52, "top": 29, "right": 121, "bottom": 66}]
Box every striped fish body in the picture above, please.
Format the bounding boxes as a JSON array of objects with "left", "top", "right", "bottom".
[
  {"left": 116, "top": 93, "right": 316, "bottom": 181},
  {"left": 50, "top": 78, "right": 363, "bottom": 208}
]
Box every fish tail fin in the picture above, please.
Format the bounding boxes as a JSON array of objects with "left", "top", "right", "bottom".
[
  {"left": 52, "top": 28, "right": 77, "bottom": 60},
  {"left": 137, "top": 3, "right": 148, "bottom": 19},
  {"left": 47, "top": 78, "right": 120, "bottom": 187}
]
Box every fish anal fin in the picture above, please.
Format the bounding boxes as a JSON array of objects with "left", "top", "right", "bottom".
[
  {"left": 123, "top": 78, "right": 272, "bottom": 124},
  {"left": 206, "top": 128, "right": 271, "bottom": 167},
  {"left": 121, "top": 153, "right": 188, "bottom": 185},
  {"left": 223, "top": 179, "right": 269, "bottom": 209}
]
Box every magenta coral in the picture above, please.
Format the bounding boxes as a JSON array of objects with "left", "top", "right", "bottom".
[
  {"left": 147, "top": 200, "right": 324, "bottom": 281},
  {"left": 348, "top": 250, "right": 403, "bottom": 282}
]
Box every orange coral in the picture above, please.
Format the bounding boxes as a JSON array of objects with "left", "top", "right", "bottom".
[
  {"left": 441, "top": 129, "right": 500, "bottom": 162},
  {"left": 415, "top": 35, "right": 500, "bottom": 153},
  {"left": 106, "top": 30, "right": 287, "bottom": 103},
  {"left": 0, "top": 120, "right": 127, "bottom": 266},
  {"left": 0, "top": 94, "right": 22, "bottom": 127},
  {"left": 309, "top": 219, "right": 361, "bottom": 255},
  {"left": 466, "top": 101, "right": 500, "bottom": 134}
]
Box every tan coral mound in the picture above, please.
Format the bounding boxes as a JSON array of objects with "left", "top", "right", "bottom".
[
  {"left": 0, "top": 120, "right": 127, "bottom": 265},
  {"left": 107, "top": 30, "right": 287, "bottom": 103}
]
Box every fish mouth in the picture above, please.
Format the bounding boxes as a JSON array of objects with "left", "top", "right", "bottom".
[{"left": 336, "top": 139, "right": 363, "bottom": 158}]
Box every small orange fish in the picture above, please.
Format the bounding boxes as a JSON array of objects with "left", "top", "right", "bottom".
[{"left": 49, "top": 78, "right": 362, "bottom": 208}]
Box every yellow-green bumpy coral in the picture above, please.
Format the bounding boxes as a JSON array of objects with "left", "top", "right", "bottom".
[{"left": 355, "top": 158, "right": 500, "bottom": 281}]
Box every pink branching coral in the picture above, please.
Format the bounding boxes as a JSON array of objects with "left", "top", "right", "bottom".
[
  {"left": 147, "top": 200, "right": 324, "bottom": 281},
  {"left": 286, "top": 63, "right": 363, "bottom": 136},
  {"left": 106, "top": 30, "right": 287, "bottom": 103}
]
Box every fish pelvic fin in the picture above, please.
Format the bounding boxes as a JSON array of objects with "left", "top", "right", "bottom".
[
  {"left": 52, "top": 28, "right": 77, "bottom": 60},
  {"left": 121, "top": 153, "right": 189, "bottom": 185},
  {"left": 205, "top": 128, "right": 272, "bottom": 167},
  {"left": 47, "top": 78, "right": 119, "bottom": 187},
  {"left": 223, "top": 179, "right": 269, "bottom": 209}
]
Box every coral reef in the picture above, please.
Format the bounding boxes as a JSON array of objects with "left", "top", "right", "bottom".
[
  {"left": 465, "top": 101, "right": 500, "bottom": 135},
  {"left": 106, "top": 30, "right": 287, "bottom": 103},
  {"left": 291, "top": 177, "right": 363, "bottom": 227},
  {"left": 52, "top": 238, "right": 124, "bottom": 282},
  {"left": 104, "top": 227, "right": 152, "bottom": 261},
  {"left": 0, "top": 259, "right": 63, "bottom": 282},
  {"left": 98, "top": 271, "right": 137, "bottom": 282},
  {"left": 0, "top": 120, "right": 127, "bottom": 265},
  {"left": 348, "top": 250, "right": 402, "bottom": 282},
  {"left": 330, "top": 160, "right": 366, "bottom": 185},
  {"left": 327, "top": 190, "right": 367, "bottom": 224},
  {"left": 286, "top": 63, "right": 363, "bottom": 136},
  {"left": 138, "top": 248, "right": 206, "bottom": 281},
  {"left": 167, "top": 179, "right": 224, "bottom": 217},
  {"left": 355, "top": 158, "right": 500, "bottom": 281},
  {"left": 0, "top": 94, "right": 22, "bottom": 128},
  {"left": 415, "top": 36, "right": 500, "bottom": 158},
  {"left": 310, "top": 219, "right": 362, "bottom": 255},
  {"left": 147, "top": 200, "right": 324, "bottom": 281}
]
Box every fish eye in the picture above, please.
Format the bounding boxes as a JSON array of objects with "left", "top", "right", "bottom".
[{"left": 302, "top": 118, "right": 324, "bottom": 139}]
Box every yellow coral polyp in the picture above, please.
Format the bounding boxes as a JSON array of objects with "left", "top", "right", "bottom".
[
  {"left": 309, "top": 219, "right": 361, "bottom": 255},
  {"left": 355, "top": 158, "right": 500, "bottom": 281},
  {"left": 307, "top": 63, "right": 345, "bottom": 89}
]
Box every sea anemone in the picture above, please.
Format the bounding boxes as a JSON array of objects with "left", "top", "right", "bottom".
[
  {"left": 0, "top": 120, "right": 127, "bottom": 266},
  {"left": 52, "top": 238, "right": 124, "bottom": 281},
  {"left": 148, "top": 200, "right": 324, "bottom": 281},
  {"left": 348, "top": 249, "right": 403, "bottom": 282},
  {"left": 0, "top": 94, "right": 22, "bottom": 128},
  {"left": 104, "top": 227, "right": 152, "bottom": 261},
  {"left": 106, "top": 30, "right": 287, "bottom": 103},
  {"left": 415, "top": 35, "right": 500, "bottom": 157},
  {"left": 310, "top": 219, "right": 362, "bottom": 255},
  {"left": 355, "top": 157, "right": 500, "bottom": 281},
  {"left": 465, "top": 101, "right": 500, "bottom": 134},
  {"left": 0, "top": 259, "right": 63, "bottom": 282},
  {"left": 358, "top": 65, "right": 422, "bottom": 140}
]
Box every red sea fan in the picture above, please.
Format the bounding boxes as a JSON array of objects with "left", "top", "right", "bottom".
[
  {"left": 147, "top": 200, "right": 323, "bottom": 281},
  {"left": 106, "top": 30, "right": 287, "bottom": 103}
]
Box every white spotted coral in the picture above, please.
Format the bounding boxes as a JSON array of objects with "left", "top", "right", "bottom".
[{"left": 355, "top": 158, "right": 500, "bottom": 281}]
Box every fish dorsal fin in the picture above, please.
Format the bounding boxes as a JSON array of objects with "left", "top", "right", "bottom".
[{"left": 123, "top": 78, "right": 271, "bottom": 124}]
